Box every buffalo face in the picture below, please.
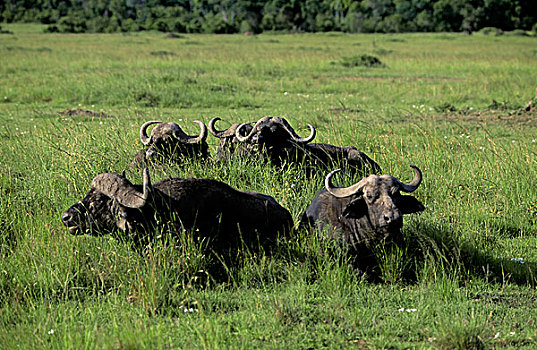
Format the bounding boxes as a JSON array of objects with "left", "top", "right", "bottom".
[
  {"left": 61, "top": 170, "right": 152, "bottom": 236},
  {"left": 337, "top": 175, "right": 424, "bottom": 244},
  {"left": 235, "top": 116, "right": 316, "bottom": 150},
  {"left": 301, "top": 165, "right": 424, "bottom": 255},
  {"left": 138, "top": 120, "right": 208, "bottom": 163},
  {"left": 325, "top": 165, "right": 424, "bottom": 245},
  {"left": 61, "top": 189, "right": 117, "bottom": 236},
  {"left": 231, "top": 116, "right": 315, "bottom": 166}
]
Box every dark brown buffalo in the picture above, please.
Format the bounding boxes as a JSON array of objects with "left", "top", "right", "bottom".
[
  {"left": 234, "top": 116, "right": 380, "bottom": 175},
  {"left": 131, "top": 120, "right": 209, "bottom": 167},
  {"left": 300, "top": 165, "right": 424, "bottom": 268},
  {"left": 61, "top": 168, "right": 293, "bottom": 250}
]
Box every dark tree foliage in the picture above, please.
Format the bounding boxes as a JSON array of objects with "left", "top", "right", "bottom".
[{"left": 1, "top": 0, "right": 536, "bottom": 34}]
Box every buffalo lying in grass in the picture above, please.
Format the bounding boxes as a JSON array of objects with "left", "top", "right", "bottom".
[
  {"left": 61, "top": 168, "right": 293, "bottom": 251},
  {"left": 131, "top": 120, "right": 209, "bottom": 168},
  {"left": 234, "top": 116, "right": 381, "bottom": 175},
  {"left": 300, "top": 165, "right": 424, "bottom": 273}
]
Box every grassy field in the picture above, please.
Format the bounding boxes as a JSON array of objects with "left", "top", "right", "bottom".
[{"left": 1, "top": 24, "right": 537, "bottom": 349}]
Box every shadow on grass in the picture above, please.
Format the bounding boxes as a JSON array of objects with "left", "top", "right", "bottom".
[
  {"left": 290, "top": 220, "right": 535, "bottom": 286},
  {"left": 403, "top": 222, "right": 536, "bottom": 286}
]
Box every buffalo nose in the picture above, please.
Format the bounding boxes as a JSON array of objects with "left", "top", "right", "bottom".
[{"left": 61, "top": 212, "right": 71, "bottom": 226}]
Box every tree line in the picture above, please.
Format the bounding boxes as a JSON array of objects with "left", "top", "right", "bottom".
[{"left": 1, "top": 0, "right": 536, "bottom": 34}]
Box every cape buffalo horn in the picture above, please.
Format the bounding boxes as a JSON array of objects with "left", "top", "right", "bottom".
[
  {"left": 141, "top": 167, "right": 152, "bottom": 202},
  {"left": 394, "top": 165, "right": 422, "bottom": 193},
  {"left": 281, "top": 121, "right": 316, "bottom": 143},
  {"left": 139, "top": 120, "right": 162, "bottom": 145},
  {"left": 208, "top": 117, "right": 224, "bottom": 137},
  {"left": 324, "top": 169, "right": 368, "bottom": 198},
  {"left": 235, "top": 116, "right": 271, "bottom": 142},
  {"left": 91, "top": 169, "right": 152, "bottom": 209},
  {"left": 208, "top": 117, "right": 240, "bottom": 138},
  {"left": 174, "top": 120, "right": 208, "bottom": 144}
]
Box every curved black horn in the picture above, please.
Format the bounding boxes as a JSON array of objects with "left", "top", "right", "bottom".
[
  {"left": 275, "top": 117, "right": 316, "bottom": 143},
  {"left": 208, "top": 117, "right": 225, "bottom": 138}
]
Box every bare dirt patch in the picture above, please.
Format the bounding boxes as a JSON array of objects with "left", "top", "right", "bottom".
[
  {"left": 423, "top": 110, "right": 537, "bottom": 126},
  {"left": 335, "top": 75, "right": 464, "bottom": 82},
  {"left": 57, "top": 109, "right": 114, "bottom": 119}
]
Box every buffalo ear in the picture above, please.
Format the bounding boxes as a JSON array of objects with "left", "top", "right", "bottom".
[
  {"left": 398, "top": 195, "right": 425, "bottom": 214},
  {"left": 342, "top": 197, "right": 367, "bottom": 219}
]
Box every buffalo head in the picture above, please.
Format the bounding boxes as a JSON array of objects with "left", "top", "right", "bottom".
[
  {"left": 302, "top": 165, "right": 424, "bottom": 257},
  {"left": 235, "top": 116, "right": 316, "bottom": 148},
  {"left": 231, "top": 116, "right": 316, "bottom": 166},
  {"left": 324, "top": 165, "right": 424, "bottom": 246},
  {"left": 61, "top": 169, "right": 152, "bottom": 236},
  {"left": 138, "top": 120, "right": 208, "bottom": 162}
]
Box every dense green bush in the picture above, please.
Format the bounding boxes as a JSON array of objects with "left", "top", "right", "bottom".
[
  {"left": 37, "top": 8, "right": 60, "bottom": 24},
  {"left": 239, "top": 19, "right": 253, "bottom": 34},
  {"left": 120, "top": 18, "right": 141, "bottom": 32},
  {"left": 340, "top": 54, "right": 385, "bottom": 68},
  {"left": 202, "top": 13, "right": 236, "bottom": 34},
  {"left": 2, "top": 0, "right": 537, "bottom": 34},
  {"left": 57, "top": 13, "right": 87, "bottom": 33},
  {"left": 479, "top": 27, "right": 501, "bottom": 35},
  {"left": 343, "top": 12, "right": 363, "bottom": 33}
]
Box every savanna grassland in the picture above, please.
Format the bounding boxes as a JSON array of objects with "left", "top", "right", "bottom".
[{"left": 1, "top": 24, "right": 537, "bottom": 349}]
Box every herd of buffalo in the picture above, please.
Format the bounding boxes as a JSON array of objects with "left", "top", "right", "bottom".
[{"left": 61, "top": 116, "right": 424, "bottom": 273}]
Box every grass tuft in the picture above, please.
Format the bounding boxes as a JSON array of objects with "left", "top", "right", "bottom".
[{"left": 340, "top": 54, "right": 385, "bottom": 68}]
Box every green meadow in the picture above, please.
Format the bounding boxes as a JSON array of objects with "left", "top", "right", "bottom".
[{"left": 1, "top": 24, "right": 536, "bottom": 349}]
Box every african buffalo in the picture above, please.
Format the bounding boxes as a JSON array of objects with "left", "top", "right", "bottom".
[
  {"left": 235, "top": 116, "right": 380, "bottom": 175},
  {"left": 208, "top": 117, "right": 255, "bottom": 161},
  {"left": 300, "top": 165, "right": 424, "bottom": 267},
  {"left": 131, "top": 120, "right": 209, "bottom": 168},
  {"left": 61, "top": 168, "right": 293, "bottom": 250}
]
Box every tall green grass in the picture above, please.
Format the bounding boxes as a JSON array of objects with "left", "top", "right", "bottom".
[{"left": 1, "top": 27, "right": 536, "bottom": 348}]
